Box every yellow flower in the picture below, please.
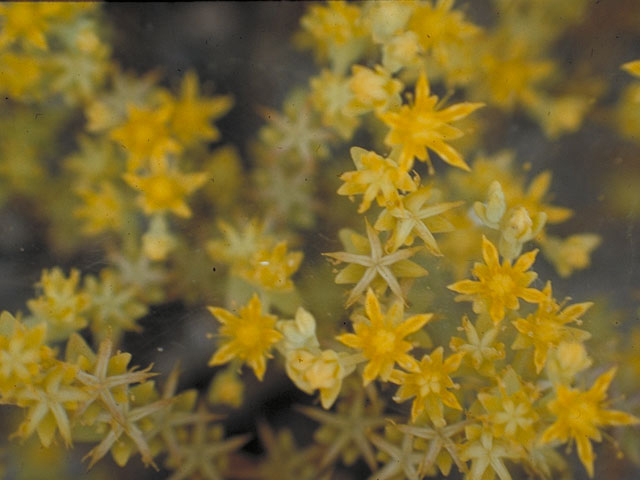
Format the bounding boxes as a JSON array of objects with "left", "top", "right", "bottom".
[
  {"left": 161, "top": 70, "right": 233, "bottom": 146},
  {"left": 514, "top": 170, "right": 573, "bottom": 224},
  {"left": 378, "top": 72, "right": 483, "bottom": 172},
  {"left": 276, "top": 307, "right": 319, "bottom": 353},
  {"left": 449, "top": 316, "right": 505, "bottom": 377},
  {"left": 13, "top": 362, "right": 89, "bottom": 448},
  {"left": 110, "top": 104, "right": 181, "bottom": 170},
  {"left": 206, "top": 218, "right": 270, "bottom": 269},
  {"left": 391, "top": 346, "right": 462, "bottom": 425},
  {"left": 74, "top": 181, "right": 125, "bottom": 235},
  {"left": 285, "top": 348, "right": 352, "bottom": 409},
  {"left": 27, "top": 268, "right": 90, "bottom": 341},
  {"left": 207, "top": 294, "right": 282, "bottom": 380},
  {"left": 298, "top": 0, "right": 367, "bottom": 73},
  {"left": 123, "top": 157, "right": 207, "bottom": 218},
  {"left": 541, "top": 368, "right": 639, "bottom": 477},
  {"left": 539, "top": 233, "right": 601, "bottom": 278},
  {"left": 382, "top": 31, "right": 422, "bottom": 74},
  {"left": 474, "top": 33, "right": 553, "bottom": 111},
  {"left": 374, "top": 186, "right": 462, "bottom": 255},
  {"left": 462, "top": 423, "right": 524, "bottom": 480},
  {"left": 478, "top": 371, "right": 539, "bottom": 447},
  {"left": 346, "top": 65, "right": 403, "bottom": 115},
  {"left": 141, "top": 214, "right": 177, "bottom": 262},
  {"left": 336, "top": 289, "right": 431, "bottom": 386},
  {"left": 0, "top": 2, "right": 55, "bottom": 50},
  {"left": 309, "top": 69, "right": 360, "bottom": 139},
  {"left": 241, "top": 241, "right": 303, "bottom": 292},
  {"left": 407, "top": 0, "right": 480, "bottom": 71},
  {"left": 338, "top": 147, "right": 417, "bottom": 214},
  {"left": 512, "top": 282, "right": 592, "bottom": 374},
  {"left": 0, "top": 312, "right": 54, "bottom": 398},
  {"left": 448, "top": 236, "right": 546, "bottom": 325}
]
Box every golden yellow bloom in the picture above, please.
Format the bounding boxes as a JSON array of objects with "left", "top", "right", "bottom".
[
  {"left": 378, "top": 72, "right": 483, "bottom": 172},
  {"left": 541, "top": 368, "right": 639, "bottom": 477},
  {"left": 336, "top": 289, "right": 431, "bottom": 386},
  {"left": 110, "top": 104, "right": 181, "bottom": 170},
  {"left": 448, "top": 236, "right": 546, "bottom": 325},
  {"left": 391, "top": 346, "right": 462, "bottom": 425},
  {"left": 347, "top": 65, "right": 402, "bottom": 114},
  {"left": 242, "top": 241, "right": 303, "bottom": 292},
  {"left": 123, "top": 157, "right": 207, "bottom": 218},
  {"left": 161, "top": 70, "right": 233, "bottom": 146},
  {"left": 207, "top": 294, "right": 282, "bottom": 381},
  {"left": 512, "top": 282, "right": 591, "bottom": 374},
  {"left": 338, "top": 147, "right": 417, "bottom": 214}
]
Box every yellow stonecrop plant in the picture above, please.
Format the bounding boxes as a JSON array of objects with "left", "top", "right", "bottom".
[{"left": 0, "top": 1, "right": 639, "bottom": 479}]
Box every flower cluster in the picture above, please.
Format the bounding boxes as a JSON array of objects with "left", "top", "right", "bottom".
[{"left": 0, "top": 2, "right": 639, "bottom": 480}]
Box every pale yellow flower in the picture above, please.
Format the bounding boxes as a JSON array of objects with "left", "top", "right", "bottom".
[
  {"left": 391, "top": 346, "right": 462, "bottom": 425},
  {"left": 346, "top": 65, "right": 402, "bottom": 115},
  {"left": 338, "top": 147, "right": 417, "bottom": 214}
]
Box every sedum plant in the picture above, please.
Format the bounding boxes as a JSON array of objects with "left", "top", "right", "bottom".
[{"left": 0, "top": 1, "right": 639, "bottom": 479}]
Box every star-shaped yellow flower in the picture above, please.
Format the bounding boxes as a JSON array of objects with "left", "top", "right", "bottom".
[
  {"left": 378, "top": 72, "right": 483, "bottom": 172},
  {"left": 448, "top": 236, "right": 546, "bottom": 325},
  {"left": 541, "top": 368, "right": 639, "bottom": 477},
  {"left": 207, "top": 294, "right": 282, "bottom": 381},
  {"left": 110, "top": 104, "right": 181, "bottom": 170},
  {"left": 162, "top": 70, "right": 233, "bottom": 147},
  {"left": 337, "top": 289, "right": 431, "bottom": 386},
  {"left": 123, "top": 157, "right": 207, "bottom": 218}
]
